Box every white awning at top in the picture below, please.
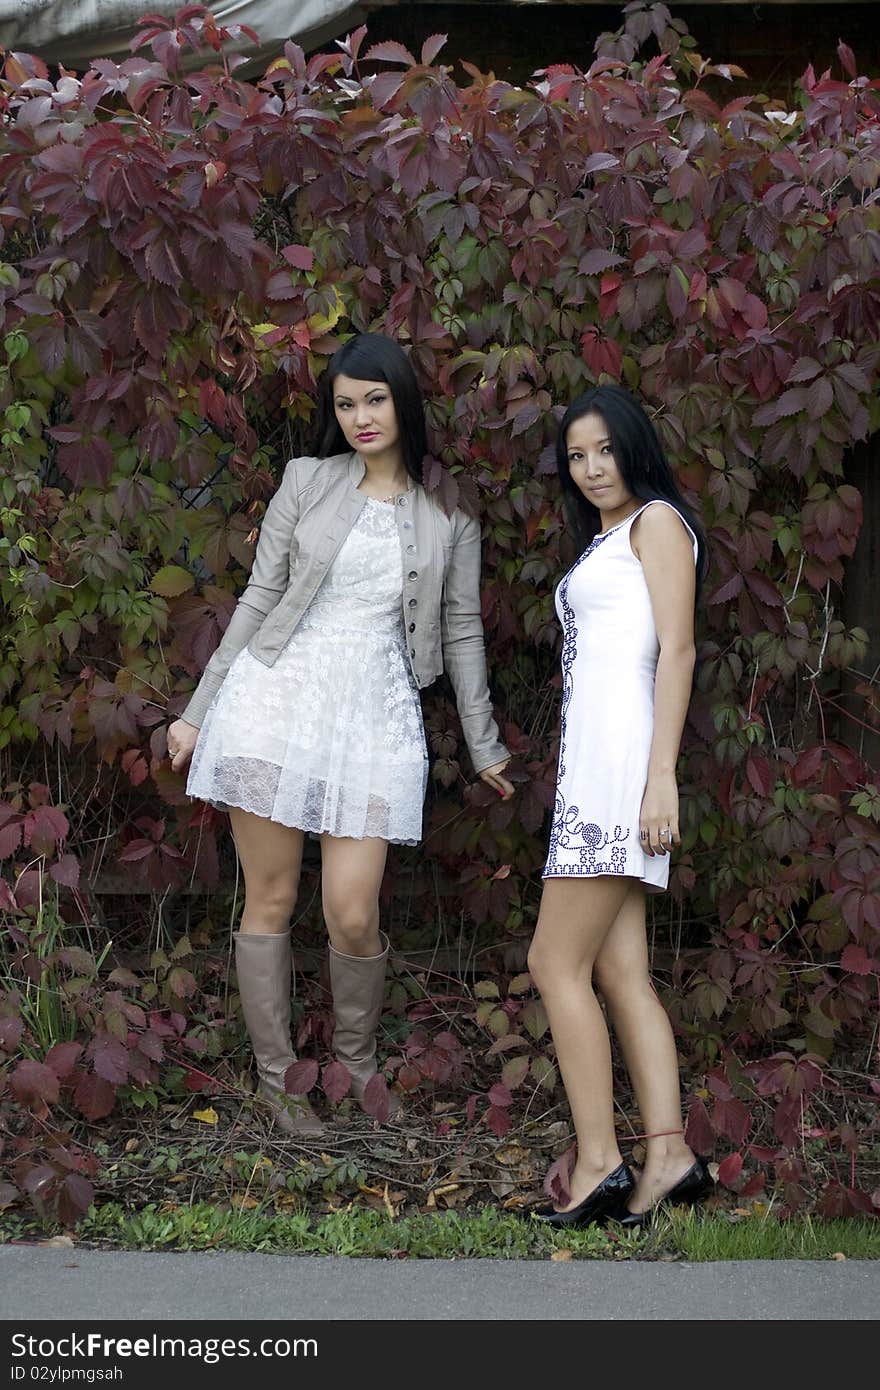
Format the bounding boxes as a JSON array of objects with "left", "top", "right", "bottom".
[{"left": 0, "top": 1, "right": 366, "bottom": 71}]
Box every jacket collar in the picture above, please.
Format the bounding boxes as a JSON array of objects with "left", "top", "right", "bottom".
[
  {"left": 344, "top": 449, "right": 423, "bottom": 502},
  {"left": 346, "top": 450, "right": 366, "bottom": 486}
]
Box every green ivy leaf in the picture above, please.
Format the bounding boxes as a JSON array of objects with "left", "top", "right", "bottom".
[{"left": 150, "top": 566, "right": 194, "bottom": 598}]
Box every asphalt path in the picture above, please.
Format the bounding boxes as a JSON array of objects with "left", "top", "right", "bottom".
[{"left": 1, "top": 1245, "right": 876, "bottom": 1321}]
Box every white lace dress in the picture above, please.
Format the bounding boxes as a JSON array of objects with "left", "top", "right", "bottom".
[{"left": 186, "top": 497, "right": 429, "bottom": 844}]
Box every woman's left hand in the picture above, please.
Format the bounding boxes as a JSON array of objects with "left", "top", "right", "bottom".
[
  {"left": 639, "top": 773, "right": 680, "bottom": 855},
  {"left": 479, "top": 760, "right": 515, "bottom": 800}
]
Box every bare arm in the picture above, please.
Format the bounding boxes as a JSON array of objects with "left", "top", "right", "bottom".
[{"left": 631, "top": 503, "right": 697, "bottom": 855}]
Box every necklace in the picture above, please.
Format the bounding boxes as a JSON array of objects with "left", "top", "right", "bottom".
[{"left": 376, "top": 481, "right": 412, "bottom": 504}]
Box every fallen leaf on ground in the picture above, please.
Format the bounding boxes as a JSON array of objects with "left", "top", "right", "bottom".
[
  {"left": 550, "top": 1249, "right": 573, "bottom": 1262},
  {"left": 193, "top": 1107, "right": 218, "bottom": 1125},
  {"left": 495, "top": 1144, "right": 529, "bottom": 1166}
]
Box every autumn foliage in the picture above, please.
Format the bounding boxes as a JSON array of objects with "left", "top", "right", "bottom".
[{"left": 1, "top": 4, "right": 879, "bottom": 1224}]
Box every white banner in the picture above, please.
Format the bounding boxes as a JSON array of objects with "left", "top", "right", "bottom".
[{"left": 0, "top": 2, "right": 367, "bottom": 70}]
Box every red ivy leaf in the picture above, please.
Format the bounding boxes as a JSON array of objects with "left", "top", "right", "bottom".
[
  {"left": 0, "top": 820, "right": 22, "bottom": 859},
  {"left": 58, "top": 1172, "right": 95, "bottom": 1226},
  {"left": 88, "top": 1036, "right": 129, "bottom": 1085},
  {"left": 396, "top": 1064, "right": 422, "bottom": 1092},
  {"left": 45, "top": 1041, "right": 83, "bottom": 1078},
  {"left": 322, "top": 1060, "right": 352, "bottom": 1103},
  {"left": 745, "top": 755, "right": 772, "bottom": 797},
  {"left": 544, "top": 1143, "right": 576, "bottom": 1204},
  {"left": 361, "top": 1072, "right": 391, "bottom": 1123},
  {"left": 421, "top": 33, "right": 447, "bottom": 65},
  {"left": 14, "top": 870, "right": 42, "bottom": 910},
  {"left": 281, "top": 244, "right": 314, "bottom": 271},
  {"left": 713, "top": 1096, "right": 752, "bottom": 1147},
  {"left": 137, "top": 1031, "right": 164, "bottom": 1062},
  {"left": 10, "top": 1059, "right": 60, "bottom": 1106},
  {"left": 486, "top": 1104, "right": 511, "bottom": 1138},
  {"left": 583, "top": 152, "right": 620, "bottom": 174},
  {"left": 488, "top": 1081, "right": 512, "bottom": 1108},
  {"left": 50, "top": 854, "right": 81, "bottom": 889},
  {"left": 363, "top": 41, "right": 417, "bottom": 66},
  {"left": 56, "top": 435, "right": 115, "bottom": 488},
  {"left": 739, "top": 1171, "right": 766, "bottom": 1198},
  {"left": 0, "top": 1016, "right": 24, "bottom": 1052},
  {"left": 685, "top": 1096, "right": 716, "bottom": 1155},
  {"left": 707, "top": 572, "right": 743, "bottom": 605},
  {"left": 73, "top": 1070, "right": 117, "bottom": 1121},
  {"left": 718, "top": 1151, "right": 744, "bottom": 1188},
  {"left": 22, "top": 1165, "right": 57, "bottom": 1200},
  {"left": 24, "top": 805, "right": 69, "bottom": 855},
  {"left": 840, "top": 944, "right": 878, "bottom": 976},
  {"left": 836, "top": 40, "right": 857, "bottom": 80},
  {"left": 284, "top": 1058, "right": 319, "bottom": 1096}
]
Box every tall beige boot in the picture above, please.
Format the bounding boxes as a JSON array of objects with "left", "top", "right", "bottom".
[
  {"left": 233, "top": 930, "right": 324, "bottom": 1138},
  {"left": 328, "top": 932, "right": 401, "bottom": 1117}
]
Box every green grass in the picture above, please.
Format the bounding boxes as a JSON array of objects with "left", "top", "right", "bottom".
[
  {"left": 23, "top": 1202, "right": 876, "bottom": 1261},
  {"left": 662, "top": 1206, "right": 880, "bottom": 1262}
]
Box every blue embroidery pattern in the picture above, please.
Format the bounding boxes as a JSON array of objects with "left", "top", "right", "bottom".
[
  {"left": 544, "top": 795, "right": 630, "bottom": 876},
  {"left": 543, "top": 527, "right": 629, "bottom": 879}
]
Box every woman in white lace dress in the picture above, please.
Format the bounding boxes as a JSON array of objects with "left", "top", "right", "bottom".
[{"left": 166, "top": 335, "right": 513, "bottom": 1136}]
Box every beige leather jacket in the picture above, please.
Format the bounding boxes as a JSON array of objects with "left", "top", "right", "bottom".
[{"left": 181, "top": 451, "right": 509, "bottom": 775}]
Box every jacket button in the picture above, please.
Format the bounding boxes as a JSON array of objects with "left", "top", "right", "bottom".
[
  {"left": 408, "top": 571, "right": 418, "bottom": 581},
  {"left": 408, "top": 622, "right": 415, "bottom": 633},
  {"left": 403, "top": 520, "right": 413, "bottom": 529},
  {"left": 408, "top": 598, "right": 417, "bottom": 608},
  {"left": 398, "top": 495, "right": 407, "bottom": 506},
  {"left": 406, "top": 543, "right": 416, "bottom": 553},
  {"left": 410, "top": 647, "right": 416, "bottom": 657}
]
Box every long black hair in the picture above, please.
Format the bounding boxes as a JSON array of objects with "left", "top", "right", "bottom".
[
  {"left": 556, "top": 385, "right": 709, "bottom": 591},
  {"left": 313, "top": 333, "right": 427, "bottom": 484}
]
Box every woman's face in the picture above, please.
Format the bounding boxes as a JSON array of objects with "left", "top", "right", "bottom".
[
  {"left": 565, "top": 410, "right": 633, "bottom": 516},
  {"left": 332, "top": 374, "right": 400, "bottom": 458}
]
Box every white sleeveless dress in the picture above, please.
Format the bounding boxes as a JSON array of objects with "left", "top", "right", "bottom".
[
  {"left": 543, "top": 499, "right": 699, "bottom": 892},
  {"left": 186, "top": 497, "right": 429, "bottom": 844}
]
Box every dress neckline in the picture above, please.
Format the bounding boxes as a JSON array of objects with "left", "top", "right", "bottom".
[
  {"left": 596, "top": 503, "right": 648, "bottom": 538},
  {"left": 353, "top": 481, "right": 415, "bottom": 507}
]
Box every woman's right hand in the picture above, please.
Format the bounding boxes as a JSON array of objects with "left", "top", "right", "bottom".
[{"left": 166, "top": 719, "right": 199, "bottom": 774}]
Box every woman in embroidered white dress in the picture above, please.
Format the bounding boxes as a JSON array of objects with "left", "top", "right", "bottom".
[
  {"left": 528, "top": 386, "right": 713, "bottom": 1229},
  {"left": 166, "top": 335, "right": 513, "bottom": 1137}
]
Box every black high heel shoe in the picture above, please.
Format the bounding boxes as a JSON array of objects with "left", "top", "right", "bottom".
[
  {"left": 530, "top": 1162, "right": 635, "bottom": 1228},
  {"left": 617, "top": 1156, "right": 714, "bottom": 1230}
]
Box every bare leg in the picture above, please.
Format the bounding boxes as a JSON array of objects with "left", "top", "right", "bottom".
[
  {"left": 320, "top": 834, "right": 388, "bottom": 955},
  {"left": 228, "top": 808, "right": 305, "bottom": 933},
  {"left": 527, "top": 876, "right": 632, "bottom": 1211},
  {"left": 593, "top": 881, "right": 695, "bottom": 1213}
]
